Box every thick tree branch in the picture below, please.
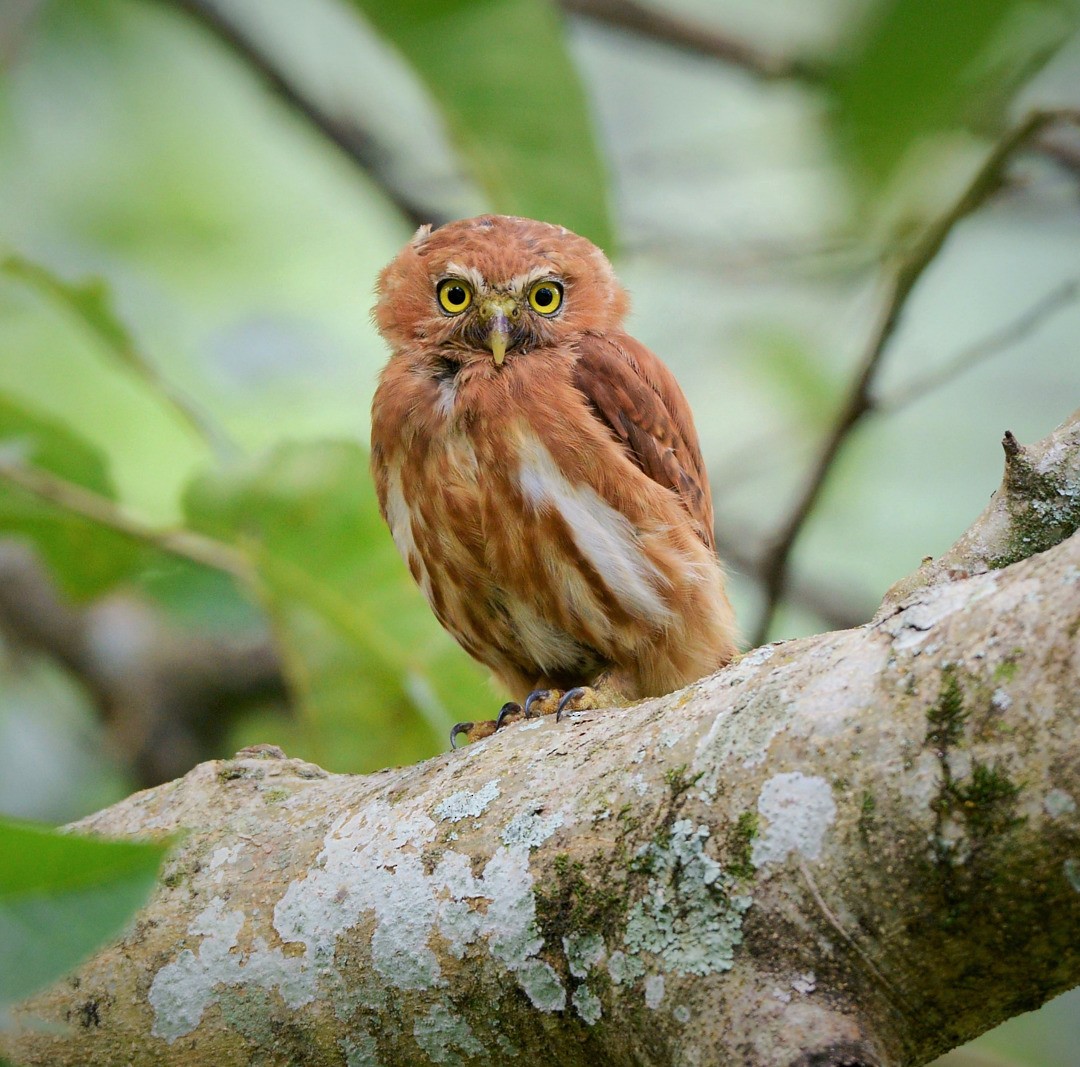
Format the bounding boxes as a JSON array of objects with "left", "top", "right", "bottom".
[{"left": 3, "top": 413, "right": 1079, "bottom": 1067}]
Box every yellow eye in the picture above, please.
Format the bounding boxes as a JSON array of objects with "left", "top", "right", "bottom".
[
  {"left": 437, "top": 279, "right": 473, "bottom": 315},
  {"left": 527, "top": 280, "right": 563, "bottom": 315}
]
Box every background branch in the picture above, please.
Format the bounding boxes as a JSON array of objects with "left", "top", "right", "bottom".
[
  {"left": 0, "top": 541, "right": 287, "bottom": 785},
  {"left": 159, "top": 0, "right": 447, "bottom": 229},
  {"left": 751, "top": 108, "right": 1080, "bottom": 646},
  {"left": 558, "top": 0, "right": 827, "bottom": 82}
]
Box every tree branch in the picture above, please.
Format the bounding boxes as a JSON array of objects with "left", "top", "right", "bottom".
[
  {"left": 558, "top": 0, "right": 827, "bottom": 82},
  {"left": 875, "top": 279, "right": 1079, "bottom": 415},
  {"left": 4, "top": 412, "right": 1080, "bottom": 1067},
  {"left": 158, "top": 0, "right": 447, "bottom": 229},
  {"left": 751, "top": 108, "right": 1080, "bottom": 646},
  {"left": 0, "top": 541, "right": 287, "bottom": 785},
  {"left": 876, "top": 407, "right": 1080, "bottom": 618}
]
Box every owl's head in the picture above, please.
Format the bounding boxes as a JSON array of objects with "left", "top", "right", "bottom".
[{"left": 374, "top": 215, "right": 629, "bottom": 366}]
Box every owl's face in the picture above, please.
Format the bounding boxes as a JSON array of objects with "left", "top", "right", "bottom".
[{"left": 374, "top": 215, "right": 629, "bottom": 367}]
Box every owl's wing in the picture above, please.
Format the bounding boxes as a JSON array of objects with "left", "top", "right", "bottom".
[{"left": 572, "top": 333, "right": 716, "bottom": 550}]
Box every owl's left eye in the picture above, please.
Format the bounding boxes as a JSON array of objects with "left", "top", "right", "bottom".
[
  {"left": 527, "top": 280, "right": 563, "bottom": 315},
  {"left": 437, "top": 279, "right": 473, "bottom": 315}
]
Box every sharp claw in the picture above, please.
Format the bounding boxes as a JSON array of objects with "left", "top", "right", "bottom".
[
  {"left": 449, "top": 722, "right": 473, "bottom": 750},
  {"left": 556, "top": 687, "right": 588, "bottom": 722},
  {"left": 524, "top": 689, "right": 552, "bottom": 717},
  {"left": 495, "top": 702, "right": 523, "bottom": 730}
]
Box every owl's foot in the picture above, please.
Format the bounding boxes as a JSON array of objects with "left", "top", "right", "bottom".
[
  {"left": 449, "top": 702, "right": 519, "bottom": 749},
  {"left": 448, "top": 686, "right": 609, "bottom": 748}
]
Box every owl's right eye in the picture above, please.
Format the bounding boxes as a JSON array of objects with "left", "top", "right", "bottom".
[{"left": 437, "top": 279, "right": 473, "bottom": 315}]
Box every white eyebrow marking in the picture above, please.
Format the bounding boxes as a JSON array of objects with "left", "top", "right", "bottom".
[
  {"left": 442, "top": 263, "right": 486, "bottom": 293},
  {"left": 508, "top": 267, "right": 561, "bottom": 294}
]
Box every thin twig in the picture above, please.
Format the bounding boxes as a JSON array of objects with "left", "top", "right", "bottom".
[
  {"left": 713, "top": 524, "right": 872, "bottom": 632},
  {"left": 798, "top": 860, "right": 909, "bottom": 1012},
  {"left": 160, "top": 0, "right": 444, "bottom": 230},
  {"left": 0, "top": 458, "right": 251, "bottom": 580},
  {"left": 751, "top": 108, "right": 1080, "bottom": 646},
  {"left": 877, "top": 279, "right": 1080, "bottom": 415},
  {"left": 559, "top": 0, "right": 827, "bottom": 83}
]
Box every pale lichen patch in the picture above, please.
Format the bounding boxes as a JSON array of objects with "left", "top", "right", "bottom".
[
  {"left": 413, "top": 1002, "right": 485, "bottom": 1065},
  {"left": 501, "top": 809, "right": 564, "bottom": 849},
  {"left": 342, "top": 1031, "right": 381, "bottom": 1067},
  {"left": 563, "top": 931, "right": 605, "bottom": 977},
  {"left": 516, "top": 959, "right": 567, "bottom": 1011},
  {"left": 751, "top": 773, "right": 836, "bottom": 867},
  {"left": 149, "top": 896, "right": 315, "bottom": 1042},
  {"left": 624, "top": 820, "right": 751, "bottom": 976},
  {"left": 644, "top": 973, "right": 665, "bottom": 1009},
  {"left": 1044, "top": 789, "right": 1076, "bottom": 818},
  {"left": 435, "top": 779, "right": 501, "bottom": 822},
  {"left": 607, "top": 949, "right": 645, "bottom": 985},
  {"left": 572, "top": 983, "right": 603, "bottom": 1024}
]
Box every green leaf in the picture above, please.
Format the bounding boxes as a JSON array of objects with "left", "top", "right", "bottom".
[
  {"left": 0, "top": 258, "right": 212, "bottom": 524},
  {"left": 1, "top": 254, "right": 222, "bottom": 456},
  {"left": 1, "top": 257, "right": 136, "bottom": 368},
  {"left": 0, "top": 393, "right": 147, "bottom": 599},
  {"left": 0, "top": 817, "right": 167, "bottom": 1006},
  {"left": 351, "top": 0, "right": 614, "bottom": 248},
  {"left": 184, "top": 440, "right": 491, "bottom": 772},
  {"left": 829, "top": 0, "right": 1078, "bottom": 196}
]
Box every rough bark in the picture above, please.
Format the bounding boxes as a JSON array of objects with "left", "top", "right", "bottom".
[{"left": 3, "top": 413, "right": 1080, "bottom": 1067}]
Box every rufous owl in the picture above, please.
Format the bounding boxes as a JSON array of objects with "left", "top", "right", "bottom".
[{"left": 371, "top": 215, "right": 736, "bottom": 745}]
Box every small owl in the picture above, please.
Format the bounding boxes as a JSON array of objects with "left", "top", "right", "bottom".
[{"left": 371, "top": 215, "right": 736, "bottom": 744}]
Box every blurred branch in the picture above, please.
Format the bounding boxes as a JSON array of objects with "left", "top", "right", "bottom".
[
  {"left": 0, "top": 456, "right": 251, "bottom": 580},
  {"left": 1033, "top": 116, "right": 1080, "bottom": 180},
  {"left": 714, "top": 523, "right": 873, "bottom": 632},
  {"left": 751, "top": 107, "right": 1080, "bottom": 647},
  {"left": 0, "top": 541, "right": 287, "bottom": 786},
  {"left": 558, "top": 0, "right": 827, "bottom": 82},
  {"left": 877, "top": 278, "right": 1080, "bottom": 415},
  {"left": 158, "top": 0, "right": 446, "bottom": 230}
]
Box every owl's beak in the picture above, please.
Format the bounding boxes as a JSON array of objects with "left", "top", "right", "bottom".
[
  {"left": 488, "top": 322, "right": 509, "bottom": 366},
  {"left": 479, "top": 296, "right": 516, "bottom": 365}
]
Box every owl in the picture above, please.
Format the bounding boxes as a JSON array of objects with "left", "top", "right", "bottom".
[{"left": 371, "top": 215, "right": 737, "bottom": 745}]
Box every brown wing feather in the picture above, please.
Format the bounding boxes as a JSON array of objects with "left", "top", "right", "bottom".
[{"left": 571, "top": 332, "right": 716, "bottom": 550}]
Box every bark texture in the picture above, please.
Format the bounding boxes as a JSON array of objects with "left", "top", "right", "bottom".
[{"left": 3, "top": 414, "right": 1080, "bottom": 1067}]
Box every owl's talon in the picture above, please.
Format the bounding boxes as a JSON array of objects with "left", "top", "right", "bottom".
[
  {"left": 449, "top": 719, "right": 498, "bottom": 749},
  {"left": 495, "top": 701, "right": 524, "bottom": 730},
  {"left": 556, "top": 687, "right": 592, "bottom": 721},
  {"left": 524, "top": 689, "right": 559, "bottom": 717}
]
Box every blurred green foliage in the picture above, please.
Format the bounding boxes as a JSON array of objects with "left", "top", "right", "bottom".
[
  {"left": 352, "top": 0, "right": 614, "bottom": 247},
  {"left": 0, "top": 816, "right": 166, "bottom": 1008},
  {"left": 830, "top": 0, "right": 1079, "bottom": 200}
]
